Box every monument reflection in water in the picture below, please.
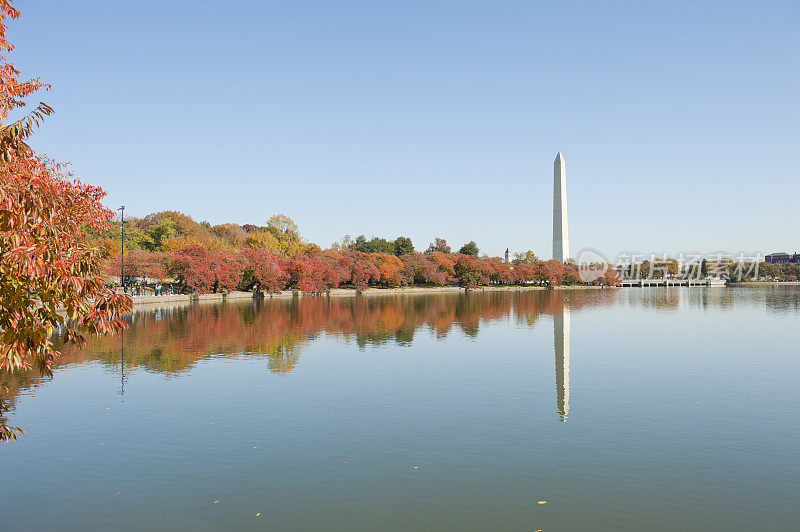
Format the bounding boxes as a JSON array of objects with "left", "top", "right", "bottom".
[{"left": 554, "top": 306, "right": 570, "bottom": 421}]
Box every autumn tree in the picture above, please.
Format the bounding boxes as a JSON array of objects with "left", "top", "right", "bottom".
[
  {"left": 513, "top": 250, "right": 539, "bottom": 265},
  {"left": 240, "top": 248, "right": 289, "bottom": 293},
  {"left": 244, "top": 230, "right": 281, "bottom": 253},
  {"left": 759, "top": 262, "right": 779, "bottom": 278},
  {"left": 400, "top": 253, "right": 446, "bottom": 285},
  {"left": 103, "top": 249, "right": 169, "bottom": 282},
  {"left": 453, "top": 254, "right": 491, "bottom": 288},
  {"left": 348, "top": 252, "right": 381, "bottom": 291},
  {"left": 513, "top": 262, "right": 538, "bottom": 284},
  {"left": 0, "top": 2, "right": 131, "bottom": 441},
  {"left": 427, "top": 252, "right": 456, "bottom": 282},
  {"left": 563, "top": 264, "right": 581, "bottom": 285},
  {"left": 426, "top": 237, "right": 451, "bottom": 254},
  {"left": 485, "top": 257, "right": 514, "bottom": 285},
  {"left": 266, "top": 214, "right": 303, "bottom": 257},
  {"left": 371, "top": 253, "right": 406, "bottom": 287},
  {"left": 209, "top": 251, "right": 244, "bottom": 293},
  {"left": 537, "top": 260, "right": 565, "bottom": 286},
  {"left": 211, "top": 223, "right": 247, "bottom": 247},
  {"left": 599, "top": 268, "right": 622, "bottom": 286},
  {"left": 287, "top": 256, "right": 327, "bottom": 293},
  {"left": 170, "top": 245, "right": 213, "bottom": 291}
]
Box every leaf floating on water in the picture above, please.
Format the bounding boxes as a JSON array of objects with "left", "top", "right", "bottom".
[
  {"left": 256, "top": 513, "right": 261, "bottom": 517},
  {"left": 213, "top": 500, "right": 220, "bottom": 504},
  {"left": 537, "top": 500, "right": 547, "bottom": 504}
]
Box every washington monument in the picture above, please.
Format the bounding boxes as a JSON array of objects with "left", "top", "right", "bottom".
[{"left": 552, "top": 151, "right": 569, "bottom": 263}]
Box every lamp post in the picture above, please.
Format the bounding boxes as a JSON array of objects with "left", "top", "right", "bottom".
[{"left": 118, "top": 206, "right": 125, "bottom": 292}]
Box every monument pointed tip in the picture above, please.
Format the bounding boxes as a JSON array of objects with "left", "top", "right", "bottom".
[{"left": 555, "top": 150, "right": 564, "bottom": 162}]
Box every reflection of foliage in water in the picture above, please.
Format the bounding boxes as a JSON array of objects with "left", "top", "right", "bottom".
[{"left": 1, "top": 290, "right": 618, "bottom": 418}]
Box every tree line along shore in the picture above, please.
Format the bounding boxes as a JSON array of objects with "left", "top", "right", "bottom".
[{"left": 89, "top": 211, "right": 622, "bottom": 295}]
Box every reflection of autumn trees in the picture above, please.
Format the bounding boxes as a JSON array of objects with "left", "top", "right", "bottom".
[{"left": 1, "top": 290, "right": 620, "bottom": 417}]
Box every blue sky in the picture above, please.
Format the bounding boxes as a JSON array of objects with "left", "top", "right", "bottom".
[{"left": 11, "top": 0, "right": 799, "bottom": 259}]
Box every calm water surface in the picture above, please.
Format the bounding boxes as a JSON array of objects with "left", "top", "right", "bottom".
[{"left": 2, "top": 287, "right": 799, "bottom": 531}]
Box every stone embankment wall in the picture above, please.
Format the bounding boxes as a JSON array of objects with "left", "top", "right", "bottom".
[{"left": 128, "top": 284, "right": 610, "bottom": 308}]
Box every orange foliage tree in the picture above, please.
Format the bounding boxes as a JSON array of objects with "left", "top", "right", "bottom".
[
  {"left": 0, "top": 1, "right": 131, "bottom": 442},
  {"left": 371, "top": 253, "right": 406, "bottom": 287}
]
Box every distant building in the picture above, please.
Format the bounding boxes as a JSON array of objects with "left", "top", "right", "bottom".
[
  {"left": 505, "top": 248, "right": 510, "bottom": 263},
  {"left": 765, "top": 252, "right": 800, "bottom": 264}
]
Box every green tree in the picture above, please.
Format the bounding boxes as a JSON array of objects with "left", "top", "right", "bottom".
[
  {"left": 458, "top": 241, "right": 480, "bottom": 256},
  {"left": 393, "top": 236, "right": 414, "bottom": 256},
  {"left": 139, "top": 217, "right": 176, "bottom": 251},
  {"left": 349, "top": 235, "right": 394, "bottom": 254},
  {"left": 350, "top": 235, "right": 369, "bottom": 252},
  {"left": 368, "top": 237, "right": 394, "bottom": 254}
]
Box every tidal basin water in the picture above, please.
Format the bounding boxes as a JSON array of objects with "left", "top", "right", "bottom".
[{"left": 2, "top": 287, "right": 799, "bottom": 531}]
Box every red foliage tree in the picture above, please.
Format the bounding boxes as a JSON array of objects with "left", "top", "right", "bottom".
[
  {"left": 321, "top": 250, "right": 351, "bottom": 288},
  {"left": 513, "top": 263, "right": 538, "bottom": 284},
  {"left": 287, "top": 256, "right": 328, "bottom": 293},
  {"left": 400, "top": 252, "right": 446, "bottom": 285},
  {"left": 170, "top": 246, "right": 244, "bottom": 293},
  {"left": 240, "top": 248, "right": 289, "bottom": 293},
  {"left": 348, "top": 252, "right": 381, "bottom": 291},
  {"left": 537, "top": 260, "right": 564, "bottom": 286},
  {"left": 210, "top": 251, "right": 244, "bottom": 293},
  {"left": 485, "top": 257, "right": 514, "bottom": 285},
  {"left": 453, "top": 254, "right": 492, "bottom": 288},
  {"left": 0, "top": 2, "right": 131, "bottom": 441},
  {"left": 103, "top": 249, "right": 169, "bottom": 282},
  {"left": 428, "top": 252, "right": 456, "bottom": 283},
  {"left": 170, "top": 245, "right": 216, "bottom": 292},
  {"left": 563, "top": 264, "right": 581, "bottom": 285},
  {"left": 600, "top": 268, "right": 622, "bottom": 286}
]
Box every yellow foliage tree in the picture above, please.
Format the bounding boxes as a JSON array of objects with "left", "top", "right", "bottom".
[
  {"left": 266, "top": 214, "right": 304, "bottom": 257},
  {"left": 244, "top": 231, "right": 281, "bottom": 253}
]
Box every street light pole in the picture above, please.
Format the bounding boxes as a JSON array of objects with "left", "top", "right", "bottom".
[{"left": 118, "top": 206, "right": 125, "bottom": 292}]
